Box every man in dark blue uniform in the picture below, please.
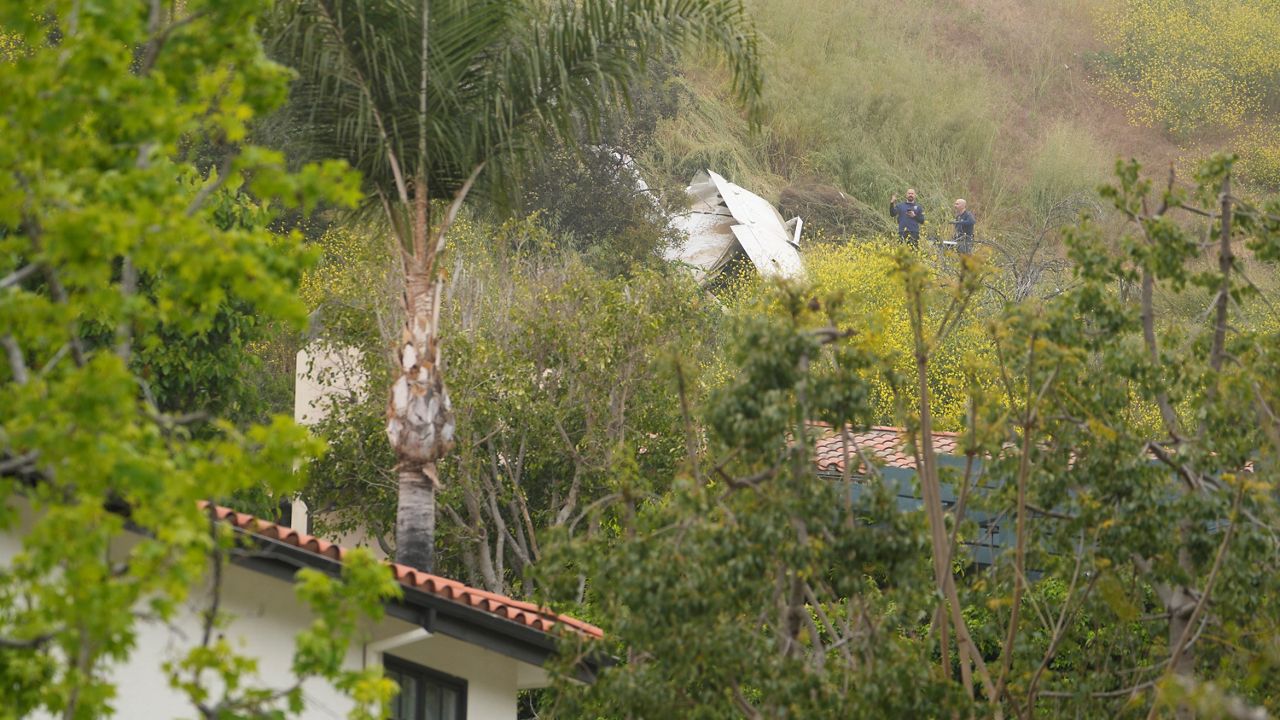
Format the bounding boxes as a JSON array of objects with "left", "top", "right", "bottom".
[{"left": 889, "top": 188, "right": 924, "bottom": 246}]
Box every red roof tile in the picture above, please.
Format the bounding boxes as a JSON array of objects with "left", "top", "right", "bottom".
[
  {"left": 198, "top": 502, "right": 603, "bottom": 640},
  {"left": 812, "top": 424, "right": 963, "bottom": 474}
]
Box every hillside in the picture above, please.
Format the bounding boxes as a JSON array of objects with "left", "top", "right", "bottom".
[{"left": 639, "top": 0, "right": 1190, "bottom": 239}]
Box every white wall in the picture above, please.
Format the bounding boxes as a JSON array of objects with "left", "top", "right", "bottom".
[
  {"left": 292, "top": 343, "right": 371, "bottom": 535},
  {"left": 294, "top": 344, "right": 368, "bottom": 427},
  {"left": 378, "top": 628, "right": 524, "bottom": 720},
  {"left": 1, "top": 512, "right": 545, "bottom": 720},
  {"left": 114, "top": 560, "right": 361, "bottom": 719}
]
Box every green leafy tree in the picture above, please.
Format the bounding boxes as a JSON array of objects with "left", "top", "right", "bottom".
[
  {"left": 0, "top": 2, "right": 396, "bottom": 717},
  {"left": 543, "top": 284, "right": 965, "bottom": 718},
  {"left": 543, "top": 158, "right": 1280, "bottom": 719},
  {"left": 437, "top": 223, "right": 715, "bottom": 595},
  {"left": 265, "top": 0, "right": 763, "bottom": 572}
]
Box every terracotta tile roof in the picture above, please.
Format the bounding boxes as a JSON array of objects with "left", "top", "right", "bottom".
[
  {"left": 812, "top": 424, "right": 963, "bottom": 474},
  {"left": 199, "top": 502, "right": 603, "bottom": 640}
]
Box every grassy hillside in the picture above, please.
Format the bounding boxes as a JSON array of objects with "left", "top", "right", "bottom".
[{"left": 640, "top": 0, "right": 1191, "bottom": 239}]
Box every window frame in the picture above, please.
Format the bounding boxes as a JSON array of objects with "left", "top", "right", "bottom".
[{"left": 384, "top": 654, "right": 468, "bottom": 720}]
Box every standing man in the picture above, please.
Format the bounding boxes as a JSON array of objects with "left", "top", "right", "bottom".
[
  {"left": 951, "top": 198, "right": 975, "bottom": 254},
  {"left": 889, "top": 188, "right": 925, "bottom": 246}
]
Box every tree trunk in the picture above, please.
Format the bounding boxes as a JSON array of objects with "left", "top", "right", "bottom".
[
  {"left": 396, "top": 465, "right": 436, "bottom": 572},
  {"left": 387, "top": 267, "right": 455, "bottom": 572}
]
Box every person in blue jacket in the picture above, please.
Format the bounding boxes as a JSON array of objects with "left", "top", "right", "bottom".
[{"left": 889, "top": 188, "right": 924, "bottom": 246}]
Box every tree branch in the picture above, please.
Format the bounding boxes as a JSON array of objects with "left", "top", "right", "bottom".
[
  {"left": 185, "top": 152, "right": 236, "bottom": 218},
  {"left": 2, "top": 334, "right": 29, "bottom": 384},
  {"left": 904, "top": 270, "right": 1000, "bottom": 711},
  {"left": 137, "top": 6, "right": 210, "bottom": 76},
  {"left": 1024, "top": 563, "right": 1099, "bottom": 711},
  {"left": 0, "top": 633, "right": 54, "bottom": 650},
  {"left": 0, "top": 263, "right": 38, "bottom": 290},
  {"left": 0, "top": 451, "right": 40, "bottom": 475},
  {"left": 425, "top": 162, "right": 485, "bottom": 269},
  {"left": 1207, "top": 171, "right": 1233, "bottom": 376},
  {"left": 995, "top": 329, "right": 1043, "bottom": 703}
]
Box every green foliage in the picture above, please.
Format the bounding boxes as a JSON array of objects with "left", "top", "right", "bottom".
[
  {"left": 442, "top": 242, "right": 715, "bottom": 586},
  {"left": 543, "top": 282, "right": 966, "bottom": 718},
  {"left": 293, "top": 221, "right": 401, "bottom": 545},
  {"left": 0, "top": 2, "right": 384, "bottom": 717},
  {"left": 125, "top": 189, "right": 314, "bottom": 425},
  {"left": 301, "top": 212, "right": 718, "bottom": 591},
  {"left": 266, "top": 0, "right": 763, "bottom": 209},
  {"left": 516, "top": 145, "right": 680, "bottom": 276},
  {"left": 267, "top": 0, "right": 766, "bottom": 573},
  {"left": 722, "top": 240, "right": 992, "bottom": 430},
  {"left": 537, "top": 156, "right": 1280, "bottom": 719},
  {"left": 512, "top": 59, "right": 688, "bottom": 274}
]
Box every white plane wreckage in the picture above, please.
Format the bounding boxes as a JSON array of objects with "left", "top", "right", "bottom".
[{"left": 664, "top": 170, "right": 804, "bottom": 283}]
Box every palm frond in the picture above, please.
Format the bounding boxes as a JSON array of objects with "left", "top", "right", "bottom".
[
  {"left": 477, "top": 0, "right": 762, "bottom": 195},
  {"left": 266, "top": 0, "right": 762, "bottom": 212}
]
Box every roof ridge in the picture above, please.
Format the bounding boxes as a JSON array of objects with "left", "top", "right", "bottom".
[{"left": 196, "top": 501, "right": 603, "bottom": 639}]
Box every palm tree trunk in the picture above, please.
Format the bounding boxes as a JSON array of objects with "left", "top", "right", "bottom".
[
  {"left": 387, "top": 265, "right": 454, "bottom": 571},
  {"left": 396, "top": 464, "right": 437, "bottom": 571}
]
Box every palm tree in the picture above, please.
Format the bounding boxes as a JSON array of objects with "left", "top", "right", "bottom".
[{"left": 268, "top": 0, "right": 762, "bottom": 571}]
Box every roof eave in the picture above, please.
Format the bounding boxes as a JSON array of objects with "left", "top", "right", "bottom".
[{"left": 231, "top": 528, "right": 606, "bottom": 681}]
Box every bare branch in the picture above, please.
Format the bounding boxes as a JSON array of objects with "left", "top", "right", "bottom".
[
  {"left": 995, "top": 332, "right": 1042, "bottom": 703},
  {"left": 674, "top": 361, "right": 703, "bottom": 484},
  {"left": 39, "top": 343, "right": 70, "bottom": 376},
  {"left": 425, "top": 162, "right": 485, "bottom": 267},
  {"left": 0, "top": 263, "right": 39, "bottom": 290},
  {"left": 2, "top": 334, "right": 29, "bottom": 384},
  {"left": 0, "top": 451, "right": 40, "bottom": 475},
  {"left": 1040, "top": 679, "right": 1157, "bottom": 700},
  {"left": 1145, "top": 441, "right": 1199, "bottom": 491},
  {"left": 803, "top": 582, "right": 855, "bottom": 669},
  {"left": 0, "top": 633, "right": 54, "bottom": 650},
  {"left": 1207, "top": 172, "right": 1233, "bottom": 376},
  {"left": 146, "top": 407, "right": 211, "bottom": 428}
]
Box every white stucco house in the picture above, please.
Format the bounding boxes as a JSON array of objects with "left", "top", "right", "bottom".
[{"left": 0, "top": 500, "right": 603, "bottom": 720}]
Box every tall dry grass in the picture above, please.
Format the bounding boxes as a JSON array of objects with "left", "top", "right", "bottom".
[{"left": 642, "top": 0, "right": 1156, "bottom": 236}]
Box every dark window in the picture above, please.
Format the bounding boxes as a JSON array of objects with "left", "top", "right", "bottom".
[{"left": 385, "top": 656, "right": 467, "bottom": 720}]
